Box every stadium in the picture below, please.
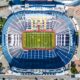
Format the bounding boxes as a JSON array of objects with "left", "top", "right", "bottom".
[{"left": 2, "top": 0, "right": 78, "bottom": 75}]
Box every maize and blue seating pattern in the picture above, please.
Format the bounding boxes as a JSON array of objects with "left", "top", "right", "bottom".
[{"left": 2, "top": 10, "right": 76, "bottom": 69}]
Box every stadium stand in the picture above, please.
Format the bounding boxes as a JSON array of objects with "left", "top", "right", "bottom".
[{"left": 2, "top": 10, "right": 76, "bottom": 74}]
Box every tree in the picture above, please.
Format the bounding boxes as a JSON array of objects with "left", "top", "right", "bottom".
[{"left": 71, "top": 66, "right": 78, "bottom": 74}]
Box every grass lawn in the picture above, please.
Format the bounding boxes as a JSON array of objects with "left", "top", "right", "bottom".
[
  {"left": 0, "top": 18, "right": 6, "bottom": 32},
  {"left": 22, "top": 31, "right": 55, "bottom": 50}
]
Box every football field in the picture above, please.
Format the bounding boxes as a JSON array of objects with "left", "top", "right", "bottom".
[{"left": 22, "top": 31, "right": 55, "bottom": 50}]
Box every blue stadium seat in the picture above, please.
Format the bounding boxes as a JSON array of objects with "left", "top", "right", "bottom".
[{"left": 2, "top": 10, "right": 76, "bottom": 70}]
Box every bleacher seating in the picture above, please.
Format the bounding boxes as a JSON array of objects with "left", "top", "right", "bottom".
[{"left": 2, "top": 10, "right": 76, "bottom": 73}]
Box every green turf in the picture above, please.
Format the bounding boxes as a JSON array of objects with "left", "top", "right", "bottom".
[
  {"left": 22, "top": 32, "right": 55, "bottom": 49},
  {"left": 0, "top": 18, "right": 6, "bottom": 32}
]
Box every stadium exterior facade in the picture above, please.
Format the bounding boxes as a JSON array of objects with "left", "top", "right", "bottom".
[{"left": 2, "top": 0, "right": 77, "bottom": 75}]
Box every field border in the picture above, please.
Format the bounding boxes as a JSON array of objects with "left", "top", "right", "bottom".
[{"left": 22, "top": 29, "right": 56, "bottom": 50}]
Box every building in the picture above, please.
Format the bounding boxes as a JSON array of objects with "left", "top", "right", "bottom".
[
  {"left": 1, "top": 0, "right": 78, "bottom": 75},
  {"left": 0, "top": 0, "right": 9, "bottom": 7}
]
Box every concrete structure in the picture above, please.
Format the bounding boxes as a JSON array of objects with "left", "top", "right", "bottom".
[{"left": 0, "top": 0, "right": 9, "bottom": 7}]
